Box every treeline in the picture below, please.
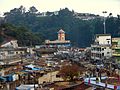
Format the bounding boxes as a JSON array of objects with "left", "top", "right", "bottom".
[{"left": 3, "top": 6, "right": 120, "bottom": 47}]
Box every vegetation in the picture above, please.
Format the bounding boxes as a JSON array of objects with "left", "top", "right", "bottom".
[
  {"left": 59, "top": 64, "right": 82, "bottom": 81},
  {"left": 1, "top": 6, "right": 120, "bottom": 47},
  {"left": 0, "top": 23, "right": 43, "bottom": 46}
]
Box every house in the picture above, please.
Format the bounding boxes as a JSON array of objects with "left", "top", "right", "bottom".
[
  {"left": 38, "top": 71, "right": 63, "bottom": 84},
  {"left": 0, "top": 39, "right": 18, "bottom": 48},
  {"left": 0, "top": 47, "right": 27, "bottom": 60}
]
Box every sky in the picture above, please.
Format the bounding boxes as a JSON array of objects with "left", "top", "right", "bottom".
[{"left": 0, "top": 0, "right": 120, "bottom": 16}]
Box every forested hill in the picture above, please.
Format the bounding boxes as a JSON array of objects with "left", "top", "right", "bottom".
[{"left": 2, "top": 6, "right": 120, "bottom": 47}]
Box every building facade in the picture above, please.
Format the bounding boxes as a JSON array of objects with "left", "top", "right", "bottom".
[
  {"left": 0, "top": 47, "right": 27, "bottom": 60},
  {"left": 0, "top": 40, "right": 18, "bottom": 48},
  {"left": 91, "top": 34, "right": 112, "bottom": 60},
  {"left": 112, "top": 38, "right": 120, "bottom": 63}
]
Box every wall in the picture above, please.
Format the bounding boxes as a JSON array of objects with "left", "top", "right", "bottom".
[{"left": 96, "top": 35, "right": 111, "bottom": 45}]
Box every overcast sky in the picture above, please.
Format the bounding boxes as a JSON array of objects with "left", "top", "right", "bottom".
[{"left": 0, "top": 0, "right": 120, "bottom": 16}]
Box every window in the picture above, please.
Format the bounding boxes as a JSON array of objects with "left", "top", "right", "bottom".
[
  {"left": 100, "top": 54, "right": 102, "bottom": 58},
  {"left": 8, "top": 51, "right": 14, "bottom": 54},
  {"left": 102, "top": 53, "right": 104, "bottom": 56},
  {"left": 56, "top": 75, "right": 60, "bottom": 78},
  {"left": 107, "top": 52, "right": 110, "bottom": 54},
  {"left": 91, "top": 48, "right": 93, "bottom": 50},
  {"left": 102, "top": 48, "right": 104, "bottom": 50}
]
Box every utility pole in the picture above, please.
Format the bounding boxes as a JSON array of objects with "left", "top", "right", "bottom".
[{"left": 102, "top": 11, "right": 107, "bottom": 34}]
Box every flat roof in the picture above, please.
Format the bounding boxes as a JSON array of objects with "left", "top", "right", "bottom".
[{"left": 96, "top": 34, "right": 111, "bottom": 37}]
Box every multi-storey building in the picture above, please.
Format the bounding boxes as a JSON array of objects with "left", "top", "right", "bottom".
[
  {"left": 112, "top": 38, "right": 120, "bottom": 62},
  {"left": 0, "top": 47, "right": 27, "bottom": 60},
  {"left": 0, "top": 39, "right": 34, "bottom": 61},
  {"left": 91, "top": 34, "right": 112, "bottom": 60}
]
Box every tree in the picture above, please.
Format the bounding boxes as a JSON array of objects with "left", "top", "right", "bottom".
[
  {"left": 19, "top": 5, "right": 26, "bottom": 14},
  {"left": 59, "top": 64, "right": 82, "bottom": 81},
  {"left": 29, "top": 6, "right": 38, "bottom": 14}
]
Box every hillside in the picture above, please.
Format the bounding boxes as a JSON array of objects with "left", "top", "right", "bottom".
[
  {"left": 2, "top": 6, "right": 120, "bottom": 47},
  {"left": 0, "top": 23, "right": 43, "bottom": 46}
]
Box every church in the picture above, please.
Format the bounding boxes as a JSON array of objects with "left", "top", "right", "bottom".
[{"left": 45, "top": 29, "right": 71, "bottom": 48}]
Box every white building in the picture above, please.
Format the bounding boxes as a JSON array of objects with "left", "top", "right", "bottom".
[
  {"left": 0, "top": 47, "right": 27, "bottom": 60},
  {"left": 91, "top": 34, "right": 112, "bottom": 60},
  {"left": 95, "top": 34, "right": 111, "bottom": 45},
  {"left": 0, "top": 39, "right": 35, "bottom": 62},
  {"left": 0, "top": 40, "right": 18, "bottom": 48}
]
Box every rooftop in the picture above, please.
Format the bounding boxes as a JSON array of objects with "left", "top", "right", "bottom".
[
  {"left": 58, "top": 29, "right": 65, "bottom": 33},
  {"left": 96, "top": 34, "right": 111, "bottom": 37}
]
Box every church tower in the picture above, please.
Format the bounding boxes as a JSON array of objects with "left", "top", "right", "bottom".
[{"left": 58, "top": 29, "right": 65, "bottom": 41}]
